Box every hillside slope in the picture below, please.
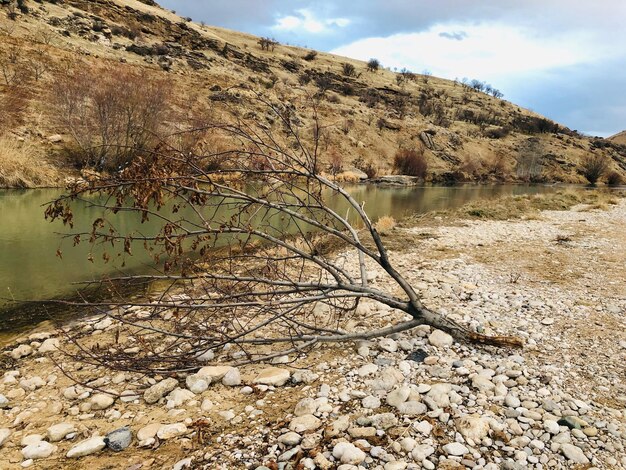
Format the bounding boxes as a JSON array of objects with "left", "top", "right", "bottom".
[
  {"left": 609, "top": 131, "right": 626, "bottom": 147},
  {"left": 1, "top": 0, "right": 626, "bottom": 187}
]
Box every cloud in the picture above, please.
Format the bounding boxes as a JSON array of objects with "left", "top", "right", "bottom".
[
  {"left": 272, "top": 9, "right": 350, "bottom": 34},
  {"left": 332, "top": 22, "right": 613, "bottom": 80},
  {"left": 438, "top": 31, "right": 468, "bottom": 41}
]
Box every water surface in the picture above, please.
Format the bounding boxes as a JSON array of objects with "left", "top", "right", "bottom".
[{"left": 0, "top": 184, "right": 559, "bottom": 332}]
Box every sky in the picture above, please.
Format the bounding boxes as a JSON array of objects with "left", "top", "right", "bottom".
[{"left": 159, "top": 1, "right": 626, "bottom": 137}]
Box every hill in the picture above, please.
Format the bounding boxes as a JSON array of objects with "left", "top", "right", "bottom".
[
  {"left": 1, "top": 0, "right": 626, "bottom": 187},
  {"left": 609, "top": 131, "right": 626, "bottom": 146}
]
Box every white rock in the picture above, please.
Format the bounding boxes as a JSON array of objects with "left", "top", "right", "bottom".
[
  {"left": 20, "top": 376, "right": 46, "bottom": 391},
  {"left": 47, "top": 423, "right": 76, "bottom": 442},
  {"left": 294, "top": 398, "right": 318, "bottom": 416},
  {"left": 379, "top": 338, "right": 398, "bottom": 352},
  {"left": 253, "top": 367, "right": 291, "bottom": 386},
  {"left": 21, "top": 434, "right": 43, "bottom": 446},
  {"left": 560, "top": 444, "right": 589, "bottom": 464},
  {"left": 385, "top": 462, "right": 408, "bottom": 470},
  {"left": 399, "top": 437, "right": 417, "bottom": 452},
  {"left": 386, "top": 386, "right": 411, "bottom": 408},
  {"left": 201, "top": 398, "right": 214, "bottom": 412},
  {"left": 222, "top": 368, "right": 241, "bottom": 386},
  {"left": 396, "top": 401, "right": 427, "bottom": 416},
  {"left": 414, "top": 420, "right": 433, "bottom": 435},
  {"left": 362, "top": 395, "right": 381, "bottom": 409},
  {"left": 278, "top": 431, "right": 302, "bottom": 446},
  {"left": 173, "top": 458, "right": 193, "bottom": 470},
  {"left": 10, "top": 344, "right": 33, "bottom": 360},
  {"left": 428, "top": 330, "right": 453, "bottom": 348},
  {"left": 22, "top": 441, "right": 56, "bottom": 460},
  {"left": 411, "top": 444, "right": 435, "bottom": 461},
  {"left": 137, "top": 423, "right": 161, "bottom": 441},
  {"left": 195, "top": 349, "right": 214, "bottom": 362},
  {"left": 186, "top": 374, "right": 209, "bottom": 394},
  {"left": 332, "top": 441, "right": 366, "bottom": 465},
  {"left": 93, "top": 317, "right": 113, "bottom": 330},
  {"left": 196, "top": 366, "right": 233, "bottom": 382},
  {"left": 544, "top": 420, "right": 560, "bottom": 434},
  {"left": 505, "top": 394, "right": 521, "bottom": 408},
  {"left": 0, "top": 428, "right": 10, "bottom": 447},
  {"left": 426, "top": 383, "right": 451, "bottom": 407},
  {"left": 144, "top": 378, "right": 178, "bottom": 404},
  {"left": 472, "top": 375, "right": 495, "bottom": 393},
  {"left": 357, "top": 363, "right": 378, "bottom": 377},
  {"left": 166, "top": 388, "right": 195, "bottom": 408},
  {"left": 90, "top": 393, "right": 115, "bottom": 410},
  {"left": 38, "top": 338, "right": 60, "bottom": 353},
  {"left": 455, "top": 415, "right": 490, "bottom": 442},
  {"left": 156, "top": 423, "right": 187, "bottom": 439},
  {"left": 289, "top": 414, "right": 322, "bottom": 433},
  {"left": 442, "top": 442, "right": 469, "bottom": 456},
  {"left": 66, "top": 436, "right": 106, "bottom": 458},
  {"left": 0, "top": 394, "right": 9, "bottom": 408}
]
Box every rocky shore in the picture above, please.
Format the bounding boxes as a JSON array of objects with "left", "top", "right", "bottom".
[{"left": 1, "top": 198, "right": 625, "bottom": 469}]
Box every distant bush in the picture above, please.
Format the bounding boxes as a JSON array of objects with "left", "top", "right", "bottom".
[
  {"left": 303, "top": 50, "right": 317, "bottom": 61},
  {"left": 50, "top": 63, "right": 172, "bottom": 171},
  {"left": 366, "top": 58, "right": 380, "bottom": 72},
  {"left": 484, "top": 126, "right": 510, "bottom": 139},
  {"left": 342, "top": 62, "right": 356, "bottom": 77},
  {"left": 393, "top": 147, "right": 427, "bottom": 178},
  {"left": 257, "top": 37, "right": 278, "bottom": 51},
  {"left": 606, "top": 171, "right": 623, "bottom": 186},
  {"left": 580, "top": 154, "right": 609, "bottom": 185},
  {"left": 353, "top": 156, "right": 378, "bottom": 178}
]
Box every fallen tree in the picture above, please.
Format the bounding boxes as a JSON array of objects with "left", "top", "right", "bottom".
[{"left": 45, "top": 92, "right": 522, "bottom": 375}]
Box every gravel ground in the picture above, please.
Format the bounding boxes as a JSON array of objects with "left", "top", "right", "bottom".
[{"left": 0, "top": 199, "right": 624, "bottom": 469}]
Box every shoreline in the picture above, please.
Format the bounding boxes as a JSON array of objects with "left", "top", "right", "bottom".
[{"left": 0, "top": 194, "right": 625, "bottom": 469}]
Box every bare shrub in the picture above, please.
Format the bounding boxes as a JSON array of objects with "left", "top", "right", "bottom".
[
  {"left": 580, "top": 154, "right": 609, "bottom": 185},
  {"left": 606, "top": 171, "right": 623, "bottom": 186},
  {"left": 366, "top": 58, "right": 380, "bottom": 72},
  {"left": 342, "top": 63, "right": 356, "bottom": 77},
  {"left": 393, "top": 146, "right": 428, "bottom": 178},
  {"left": 50, "top": 63, "right": 172, "bottom": 171},
  {"left": 257, "top": 37, "right": 278, "bottom": 51},
  {"left": 516, "top": 138, "right": 544, "bottom": 182},
  {"left": 329, "top": 149, "right": 343, "bottom": 176},
  {"left": 375, "top": 215, "right": 396, "bottom": 235},
  {"left": 0, "top": 82, "right": 30, "bottom": 129}
]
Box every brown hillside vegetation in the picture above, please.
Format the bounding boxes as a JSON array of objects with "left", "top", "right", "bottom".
[
  {"left": 609, "top": 130, "right": 626, "bottom": 146},
  {"left": 1, "top": 0, "right": 626, "bottom": 187}
]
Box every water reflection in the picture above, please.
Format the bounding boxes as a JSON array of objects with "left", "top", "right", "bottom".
[{"left": 0, "top": 184, "right": 559, "bottom": 329}]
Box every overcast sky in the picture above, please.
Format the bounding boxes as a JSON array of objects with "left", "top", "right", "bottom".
[{"left": 159, "top": 0, "right": 626, "bottom": 137}]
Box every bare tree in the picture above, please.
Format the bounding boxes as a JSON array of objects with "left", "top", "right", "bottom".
[
  {"left": 257, "top": 37, "right": 278, "bottom": 52},
  {"left": 580, "top": 154, "right": 609, "bottom": 185},
  {"left": 516, "top": 138, "right": 545, "bottom": 182},
  {"left": 45, "top": 92, "right": 521, "bottom": 375},
  {"left": 366, "top": 58, "right": 380, "bottom": 73},
  {"left": 50, "top": 62, "right": 172, "bottom": 170}
]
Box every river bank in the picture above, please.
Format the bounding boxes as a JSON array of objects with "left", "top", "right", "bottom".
[{"left": 0, "top": 192, "right": 625, "bottom": 469}]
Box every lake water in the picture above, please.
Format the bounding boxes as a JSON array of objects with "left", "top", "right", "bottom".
[{"left": 0, "top": 184, "right": 560, "bottom": 333}]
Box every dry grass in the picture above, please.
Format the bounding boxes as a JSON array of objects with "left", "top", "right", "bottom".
[
  {"left": 374, "top": 215, "right": 397, "bottom": 235},
  {"left": 0, "top": 136, "right": 59, "bottom": 188},
  {"left": 458, "top": 190, "right": 624, "bottom": 220},
  {"left": 333, "top": 171, "right": 363, "bottom": 183}
]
